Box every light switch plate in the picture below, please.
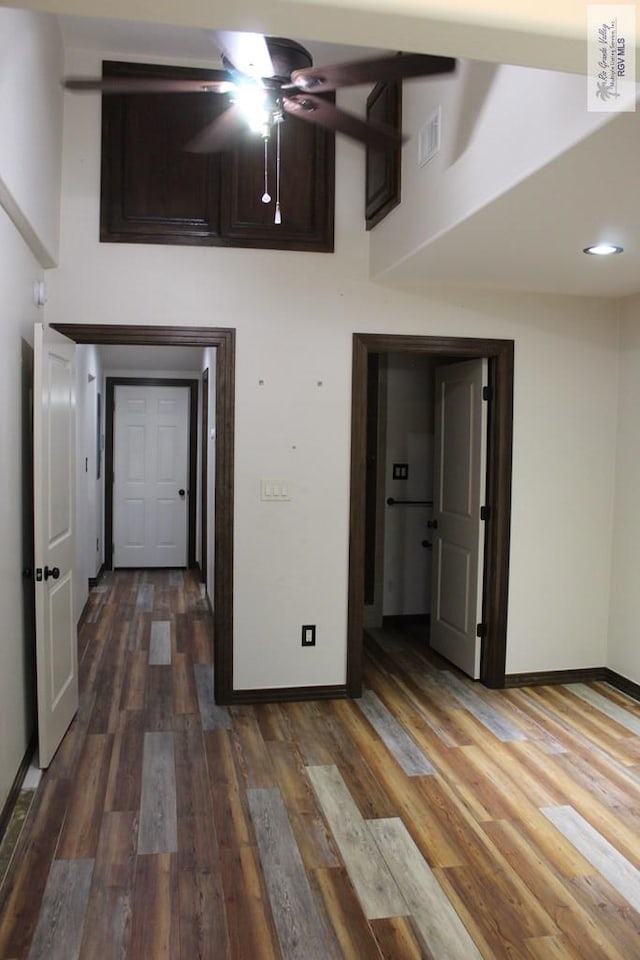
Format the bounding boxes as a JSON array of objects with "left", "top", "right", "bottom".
[
  {"left": 392, "top": 463, "right": 409, "bottom": 480},
  {"left": 261, "top": 479, "right": 291, "bottom": 501}
]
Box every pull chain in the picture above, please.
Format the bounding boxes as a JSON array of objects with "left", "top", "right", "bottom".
[
  {"left": 274, "top": 120, "right": 282, "bottom": 225},
  {"left": 261, "top": 137, "right": 271, "bottom": 204}
]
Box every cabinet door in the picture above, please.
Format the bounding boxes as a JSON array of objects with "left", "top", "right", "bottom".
[{"left": 99, "top": 60, "right": 335, "bottom": 252}]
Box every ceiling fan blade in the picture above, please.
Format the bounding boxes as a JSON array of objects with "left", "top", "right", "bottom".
[
  {"left": 214, "top": 30, "right": 274, "bottom": 78},
  {"left": 283, "top": 94, "right": 405, "bottom": 151},
  {"left": 63, "top": 76, "right": 234, "bottom": 95},
  {"left": 288, "top": 52, "right": 456, "bottom": 93},
  {"left": 183, "top": 103, "right": 247, "bottom": 153}
]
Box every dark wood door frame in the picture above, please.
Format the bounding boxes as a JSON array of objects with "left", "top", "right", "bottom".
[
  {"left": 201, "top": 367, "right": 209, "bottom": 585},
  {"left": 104, "top": 377, "right": 199, "bottom": 570},
  {"left": 348, "top": 333, "right": 514, "bottom": 695},
  {"left": 52, "top": 324, "right": 235, "bottom": 706}
]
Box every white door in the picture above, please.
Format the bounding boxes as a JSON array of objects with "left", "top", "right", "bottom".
[
  {"left": 430, "top": 359, "right": 488, "bottom": 679},
  {"left": 33, "top": 323, "right": 78, "bottom": 768},
  {"left": 113, "top": 384, "right": 190, "bottom": 568}
]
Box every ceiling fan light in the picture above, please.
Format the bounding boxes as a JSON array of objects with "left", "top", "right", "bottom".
[
  {"left": 583, "top": 243, "right": 624, "bottom": 256},
  {"left": 233, "top": 82, "right": 270, "bottom": 133}
]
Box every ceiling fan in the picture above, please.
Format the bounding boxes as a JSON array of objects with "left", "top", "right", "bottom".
[
  {"left": 64, "top": 30, "right": 456, "bottom": 153},
  {"left": 64, "top": 31, "right": 455, "bottom": 224}
]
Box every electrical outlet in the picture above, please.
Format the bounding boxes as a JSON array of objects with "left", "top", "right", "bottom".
[
  {"left": 392, "top": 463, "right": 409, "bottom": 480},
  {"left": 301, "top": 624, "right": 316, "bottom": 647}
]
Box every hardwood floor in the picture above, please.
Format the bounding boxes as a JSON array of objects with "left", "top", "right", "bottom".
[{"left": 2, "top": 570, "right": 640, "bottom": 958}]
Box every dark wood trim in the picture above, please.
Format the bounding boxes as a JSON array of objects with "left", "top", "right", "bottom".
[
  {"left": 187, "top": 381, "right": 198, "bottom": 567},
  {"left": 229, "top": 684, "right": 348, "bottom": 705},
  {"left": 100, "top": 60, "right": 335, "bottom": 253},
  {"left": 88, "top": 563, "right": 105, "bottom": 590},
  {"left": 506, "top": 666, "right": 640, "bottom": 704},
  {"left": 504, "top": 667, "right": 606, "bottom": 688},
  {"left": 51, "top": 324, "right": 235, "bottom": 706},
  {"left": 365, "top": 77, "right": 402, "bottom": 230},
  {"left": 104, "top": 377, "right": 115, "bottom": 570},
  {"left": 603, "top": 668, "right": 640, "bottom": 703},
  {"left": 104, "top": 377, "right": 198, "bottom": 570},
  {"left": 201, "top": 368, "right": 209, "bottom": 585},
  {"left": 0, "top": 734, "right": 36, "bottom": 843},
  {"left": 348, "top": 334, "right": 368, "bottom": 697},
  {"left": 348, "top": 333, "right": 514, "bottom": 696}
]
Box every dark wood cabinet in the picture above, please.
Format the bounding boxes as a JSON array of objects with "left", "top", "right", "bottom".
[
  {"left": 365, "top": 78, "right": 401, "bottom": 230},
  {"left": 100, "top": 61, "right": 335, "bottom": 252}
]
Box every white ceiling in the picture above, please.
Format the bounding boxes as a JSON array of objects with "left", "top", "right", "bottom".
[
  {"left": 57, "top": 14, "right": 640, "bottom": 300},
  {"left": 58, "top": 15, "right": 382, "bottom": 70},
  {"left": 377, "top": 107, "right": 640, "bottom": 299}
]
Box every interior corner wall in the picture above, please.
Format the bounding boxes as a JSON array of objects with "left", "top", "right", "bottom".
[
  {"left": 74, "top": 343, "right": 104, "bottom": 625},
  {"left": 607, "top": 294, "right": 640, "bottom": 685},
  {"left": 369, "top": 61, "right": 611, "bottom": 279},
  {"left": 382, "top": 353, "right": 435, "bottom": 617},
  {"left": 0, "top": 205, "right": 42, "bottom": 815}
]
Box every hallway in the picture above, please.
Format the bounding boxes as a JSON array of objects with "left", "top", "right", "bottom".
[{"left": 1, "top": 570, "right": 640, "bottom": 958}]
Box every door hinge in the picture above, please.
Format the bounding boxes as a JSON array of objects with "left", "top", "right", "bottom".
[
  {"left": 476, "top": 622, "right": 487, "bottom": 638},
  {"left": 482, "top": 385, "right": 490, "bottom": 401},
  {"left": 480, "top": 505, "right": 490, "bottom": 521}
]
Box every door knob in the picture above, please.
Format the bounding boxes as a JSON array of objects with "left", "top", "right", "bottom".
[
  {"left": 179, "top": 489, "right": 186, "bottom": 497},
  {"left": 427, "top": 519, "right": 438, "bottom": 529},
  {"left": 44, "top": 566, "right": 60, "bottom": 580}
]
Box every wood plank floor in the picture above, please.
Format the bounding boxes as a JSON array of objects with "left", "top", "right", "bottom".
[{"left": 2, "top": 571, "right": 640, "bottom": 958}]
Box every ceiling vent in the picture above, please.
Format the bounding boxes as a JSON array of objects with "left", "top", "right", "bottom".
[{"left": 418, "top": 106, "right": 441, "bottom": 167}]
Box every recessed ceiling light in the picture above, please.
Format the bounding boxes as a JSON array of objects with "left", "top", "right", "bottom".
[{"left": 583, "top": 243, "right": 624, "bottom": 256}]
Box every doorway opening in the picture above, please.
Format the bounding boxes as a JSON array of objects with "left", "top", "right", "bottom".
[
  {"left": 105, "top": 377, "right": 199, "bottom": 570},
  {"left": 348, "top": 333, "right": 514, "bottom": 695},
  {"left": 51, "top": 323, "right": 236, "bottom": 705}
]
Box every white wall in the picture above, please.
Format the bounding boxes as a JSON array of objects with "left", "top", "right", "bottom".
[
  {"left": 74, "top": 343, "right": 103, "bottom": 623},
  {"left": 608, "top": 295, "right": 640, "bottom": 684},
  {"left": 0, "top": 6, "right": 63, "bottom": 816},
  {"left": 45, "top": 43, "right": 623, "bottom": 689},
  {"left": 370, "top": 61, "right": 612, "bottom": 279},
  {"left": 0, "top": 204, "right": 42, "bottom": 813},
  {"left": 0, "top": 7, "right": 63, "bottom": 266},
  {"left": 383, "top": 353, "right": 434, "bottom": 617}
]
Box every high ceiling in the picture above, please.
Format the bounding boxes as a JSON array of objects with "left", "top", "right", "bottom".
[
  {"left": 376, "top": 106, "right": 640, "bottom": 299},
  {"left": 57, "top": 15, "right": 383, "bottom": 70},
  {"left": 9, "top": 0, "right": 640, "bottom": 298},
  {"left": 9, "top": 0, "right": 601, "bottom": 73}
]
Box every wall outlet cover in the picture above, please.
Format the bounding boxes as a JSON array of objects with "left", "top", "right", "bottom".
[{"left": 301, "top": 624, "right": 316, "bottom": 646}]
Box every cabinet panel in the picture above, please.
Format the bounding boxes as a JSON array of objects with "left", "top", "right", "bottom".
[
  {"left": 365, "top": 79, "right": 401, "bottom": 231},
  {"left": 100, "top": 61, "right": 334, "bottom": 252}
]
